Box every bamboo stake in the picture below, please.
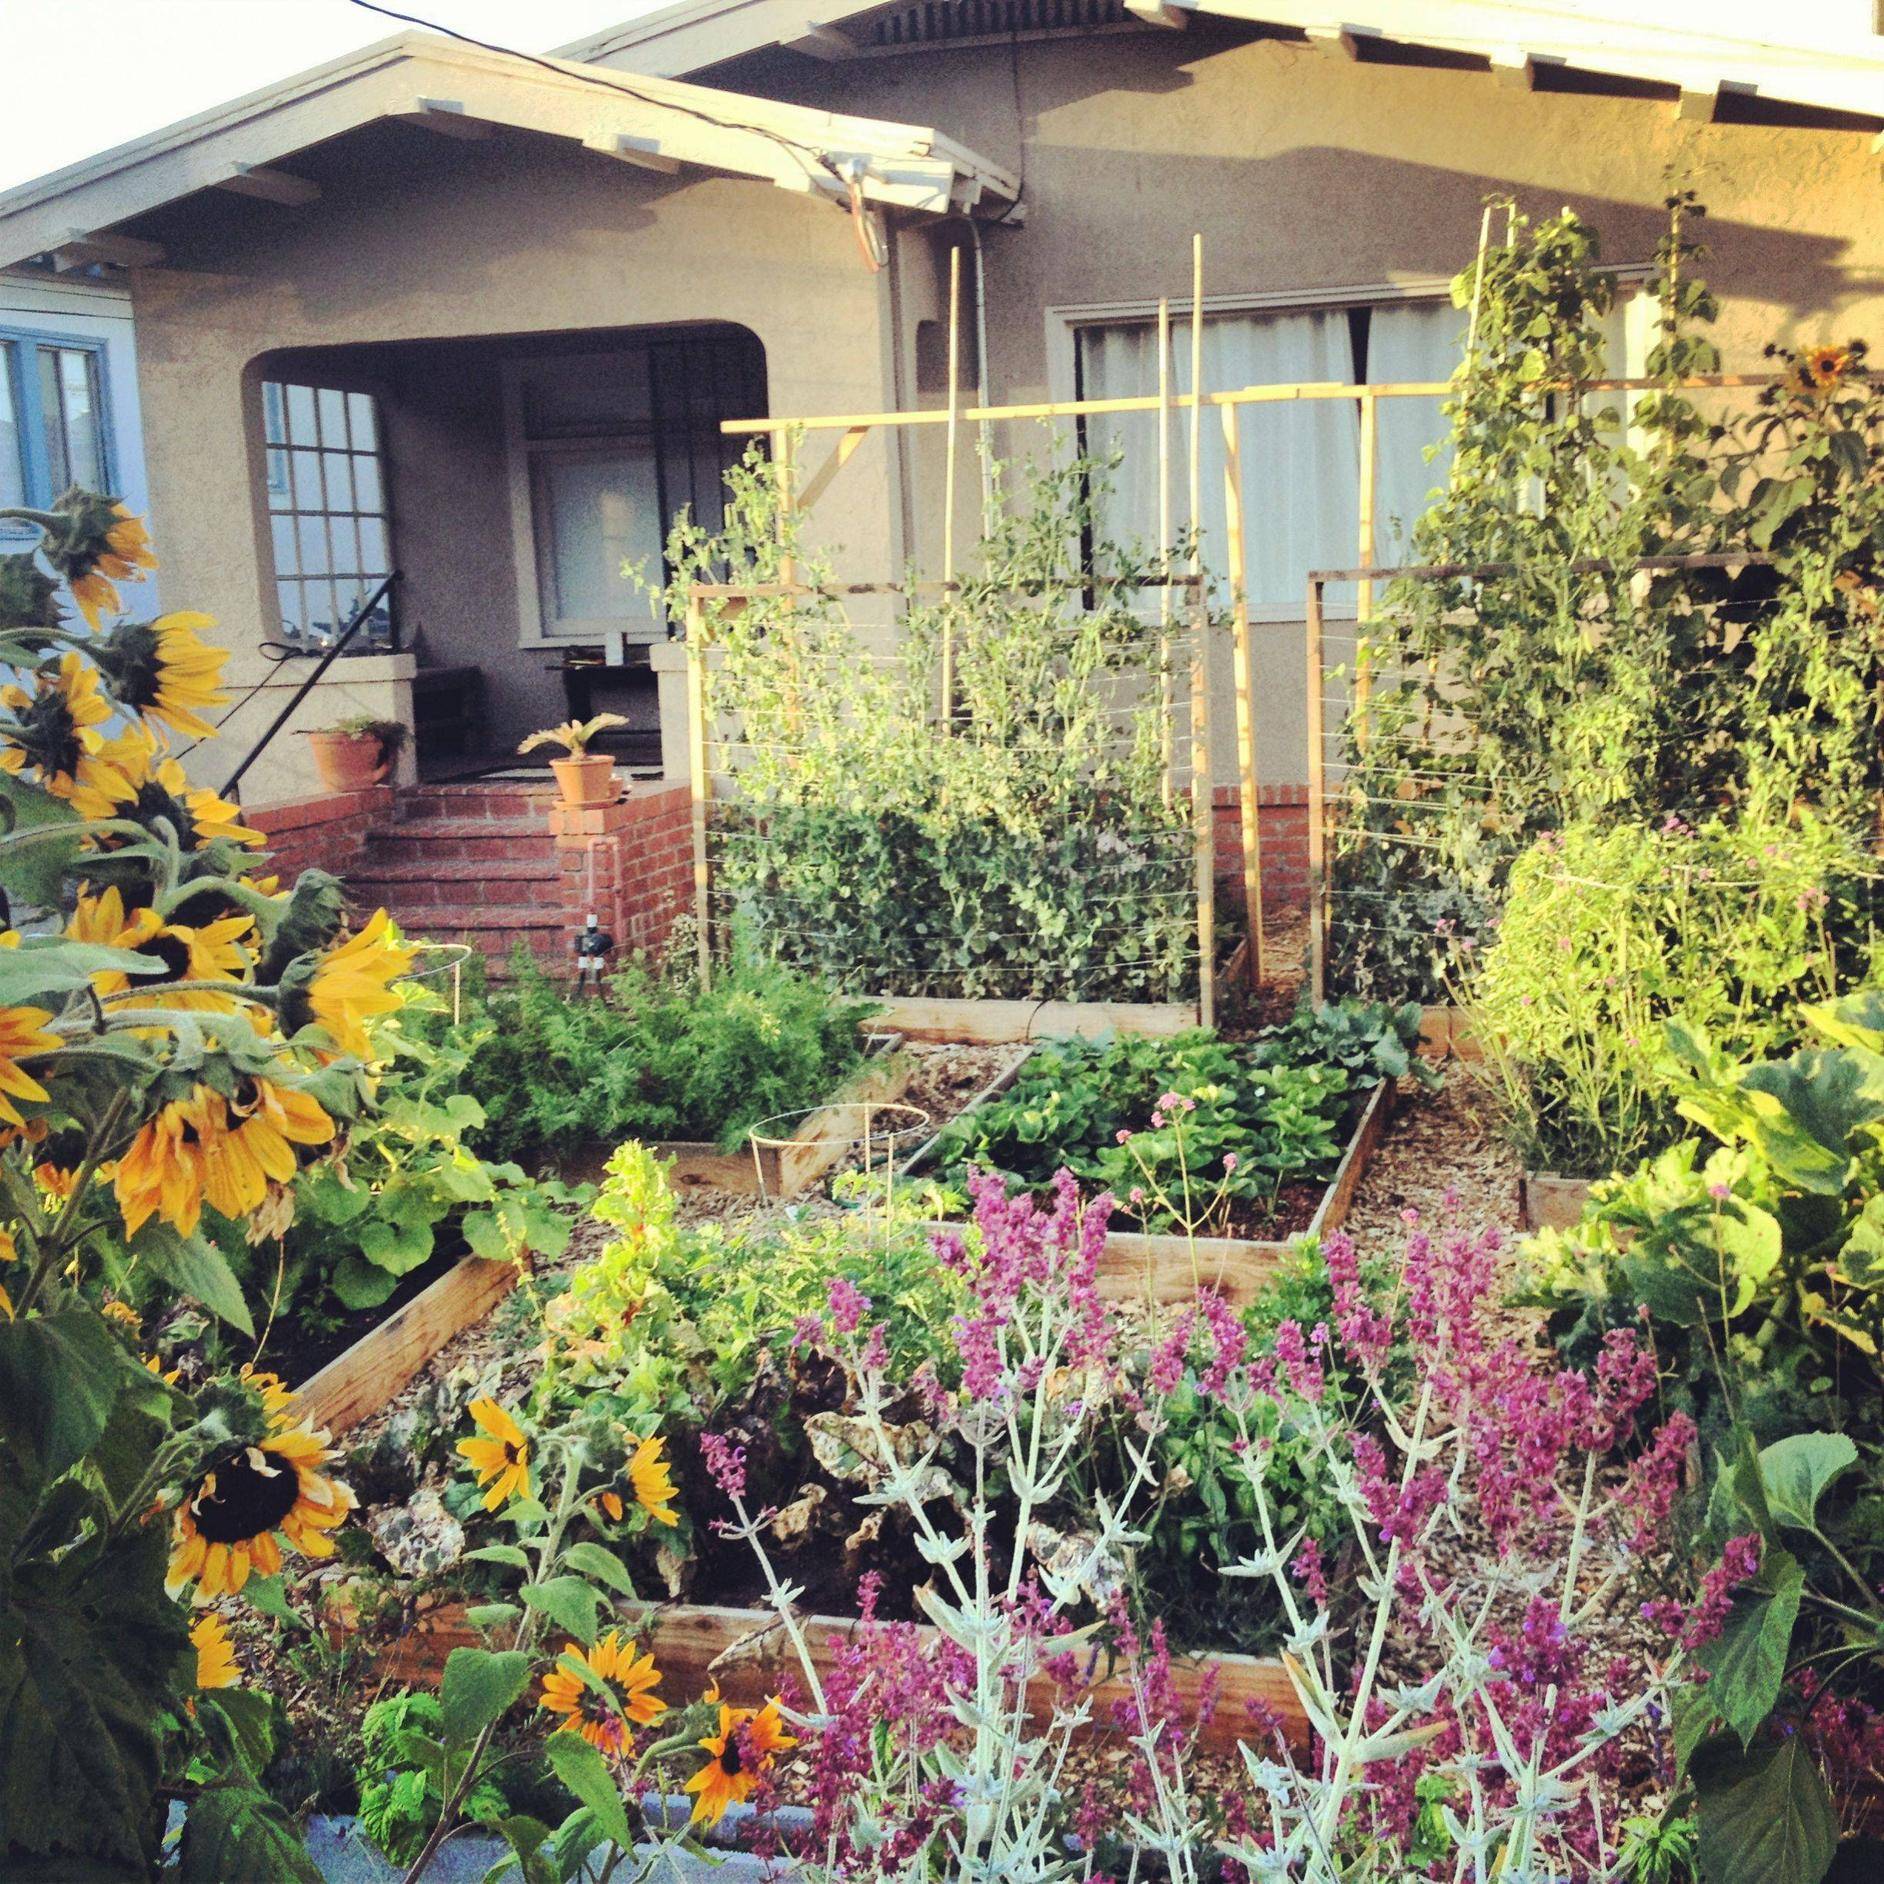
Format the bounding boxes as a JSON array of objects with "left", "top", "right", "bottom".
[
  {"left": 941, "top": 245, "right": 962, "bottom": 727},
  {"left": 1353, "top": 388, "right": 1378, "bottom": 753},
  {"left": 685, "top": 591, "right": 713, "bottom": 991},
  {"left": 1221, "top": 400, "right": 1263, "bottom": 989},
  {"left": 1306, "top": 576, "right": 1328, "bottom": 1006},
  {"left": 1157, "top": 295, "right": 1175, "bottom": 811},
  {"left": 1191, "top": 580, "right": 1216, "bottom": 1031}
]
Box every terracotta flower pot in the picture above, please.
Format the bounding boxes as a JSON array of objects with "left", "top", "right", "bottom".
[
  {"left": 550, "top": 752, "right": 619, "bottom": 808},
  {"left": 306, "top": 729, "right": 389, "bottom": 794}
]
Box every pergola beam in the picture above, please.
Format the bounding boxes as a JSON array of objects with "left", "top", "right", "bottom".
[{"left": 214, "top": 162, "right": 322, "bottom": 206}]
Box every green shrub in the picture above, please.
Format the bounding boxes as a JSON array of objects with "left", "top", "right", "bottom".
[
  {"left": 1469, "top": 813, "right": 1883, "bottom": 1175},
  {"left": 461, "top": 953, "right": 877, "bottom": 1168}
]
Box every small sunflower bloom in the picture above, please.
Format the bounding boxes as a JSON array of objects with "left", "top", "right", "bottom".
[
  {"left": 457, "top": 1397, "right": 530, "bottom": 1511},
  {"left": 200, "top": 1077, "right": 335, "bottom": 1222},
  {"left": 288, "top": 910, "right": 412, "bottom": 1058},
  {"left": 167, "top": 1416, "right": 356, "bottom": 1603},
  {"left": 38, "top": 496, "right": 158, "bottom": 628},
  {"left": 0, "top": 1003, "right": 58, "bottom": 1129},
  {"left": 684, "top": 1699, "right": 796, "bottom": 1826},
  {"left": 91, "top": 610, "right": 229, "bottom": 740},
  {"left": 628, "top": 1434, "right": 680, "bottom": 1529},
  {"left": 68, "top": 723, "right": 261, "bottom": 848},
  {"left": 191, "top": 1613, "right": 240, "bottom": 1690},
  {"left": 0, "top": 652, "right": 113, "bottom": 795},
  {"left": 114, "top": 1086, "right": 223, "bottom": 1237},
  {"left": 539, "top": 1631, "right": 664, "bottom": 1753}
]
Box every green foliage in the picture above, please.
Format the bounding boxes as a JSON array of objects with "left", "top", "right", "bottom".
[
  {"left": 929, "top": 1002, "right": 1419, "bottom": 1234},
  {"left": 1470, "top": 814, "right": 1882, "bottom": 1175},
  {"left": 668, "top": 447, "right": 1200, "bottom": 1002},
  {"left": 460, "top": 951, "right": 875, "bottom": 1168},
  {"left": 1690, "top": 1731, "right": 1839, "bottom": 1884},
  {"left": 1327, "top": 197, "right": 1884, "bottom": 1005},
  {"left": 354, "top": 1691, "right": 507, "bottom": 1866}
]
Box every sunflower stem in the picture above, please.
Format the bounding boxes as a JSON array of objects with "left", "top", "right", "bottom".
[{"left": 14, "top": 1085, "right": 128, "bottom": 1317}]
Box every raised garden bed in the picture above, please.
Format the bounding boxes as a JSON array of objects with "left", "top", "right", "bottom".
[{"left": 356, "top": 1597, "right": 1308, "bottom": 1757}]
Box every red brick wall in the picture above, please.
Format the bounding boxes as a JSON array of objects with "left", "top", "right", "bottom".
[
  {"left": 550, "top": 782, "right": 693, "bottom": 962},
  {"left": 247, "top": 787, "right": 393, "bottom": 883},
  {"left": 1212, "top": 785, "right": 1311, "bottom": 920}
]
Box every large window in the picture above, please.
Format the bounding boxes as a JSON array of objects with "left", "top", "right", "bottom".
[
  {"left": 508, "top": 329, "right": 766, "bottom": 644},
  {"left": 1, "top": 329, "right": 110, "bottom": 517},
  {"left": 262, "top": 380, "right": 396, "bottom": 653}
]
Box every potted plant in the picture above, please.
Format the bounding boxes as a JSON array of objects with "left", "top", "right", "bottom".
[
  {"left": 306, "top": 714, "right": 406, "bottom": 793},
  {"left": 519, "top": 713, "right": 627, "bottom": 808}
]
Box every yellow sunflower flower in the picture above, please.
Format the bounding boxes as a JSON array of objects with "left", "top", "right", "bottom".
[
  {"left": 684, "top": 1699, "right": 796, "bottom": 1826},
  {"left": 1796, "top": 343, "right": 1854, "bottom": 394},
  {"left": 114, "top": 1085, "right": 224, "bottom": 1236},
  {"left": 166, "top": 1416, "right": 355, "bottom": 1603},
  {"left": 539, "top": 1631, "right": 665, "bottom": 1753},
  {"left": 92, "top": 610, "right": 229, "bottom": 740},
  {"left": 73, "top": 891, "right": 256, "bottom": 1014},
  {"left": 457, "top": 1397, "right": 530, "bottom": 1511},
  {"left": 191, "top": 1613, "right": 239, "bottom": 1690},
  {"left": 302, "top": 910, "right": 412, "bottom": 1057},
  {"left": 67, "top": 723, "right": 261, "bottom": 849},
  {"left": 628, "top": 1435, "right": 680, "bottom": 1529},
  {"left": 45, "top": 499, "right": 158, "bottom": 629},
  {"left": 0, "top": 1003, "right": 58, "bottom": 1130},
  {"left": 0, "top": 652, "right": 113, "bottom": 795},
  {"left": 200, "top": 1077, "right": 335, "bottom": 1222}
]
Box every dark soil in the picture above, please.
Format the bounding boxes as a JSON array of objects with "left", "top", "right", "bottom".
[{"left": 274, "top": 1246, "right": 463, "bottom": 1388}]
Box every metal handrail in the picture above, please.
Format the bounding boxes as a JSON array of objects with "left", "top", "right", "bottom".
[{"left": 222, "top": 574, "right": 398, "bottom": 799}]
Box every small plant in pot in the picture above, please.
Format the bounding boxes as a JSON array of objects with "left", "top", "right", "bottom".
[
  {"left": 306, "top": 713, "right": 406, "bottom": 792},
  {"left": 519, "top": 712, "right": 627, "bottom": 808}
]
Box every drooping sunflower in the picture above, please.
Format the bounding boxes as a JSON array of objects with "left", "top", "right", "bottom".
[
  {"left": 0, "top": 652, "right": 113, "bottom": 796},
  {"left": 166, "top": 1417, "right": 355, "bottom": 1602},
  {"left": 191, "top": 1613, "right": 239, "bottom": 1690},
  {"left": 71, "top": 888, "right": 257, "bottom": 1014},
  {"left": 684, "top": 1699, "right": 796, "bottom": 1826},
  {"left": 37, "top": 495, "right": 158, "bottom": 628},
  {"left": 457, "top": 1397, "right": 530, "bottom": 1510},
  {"left": 114, "top": 1085, "right": 225, "bottom": 1236},
  {"left": 0, "top": 1003, "right": 58, "bottom": 1130},
  {"left": 200, "top": 1077, "right": 335, "bottom": 1221},
  {"left": 628, "top": 1435, "right": 680, "bottom": 1529},
  {"left": 294, "top": 910, "right": 412, "bottom": 1057},
  {"left": 91, "top": 610, "right": 230, "bottom": 740},
  {"left": 539, "top": 1631, "right": 665, "bottom": 1753},
  {"left": 67, "top": 724, "right": 260, "bottom": 849}
]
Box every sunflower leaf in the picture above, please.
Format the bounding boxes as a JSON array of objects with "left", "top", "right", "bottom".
[
  {"left": 544, "top": 1733, "right": 631, "bottom": 1850},
  {"left": 441, "top": 1647, "right": 532, "bottom": 1748},
  {"left": 521, "top": 1577, "right": 601, "bottom": 1647},
  {"left": 174, "top": 1779, "right": 321, "bottom": 1884},
  {"left": 136, "top": 1225, "right": 253, "bottom": 1335},
  {"left": 0, "top": 1310, "right": 130, "bottom": 1489},
  {"left": 561, "top": 1542, "right": 636, "bottom": 1598}
]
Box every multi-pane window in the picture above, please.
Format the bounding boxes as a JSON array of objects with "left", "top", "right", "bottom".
[
  {"left": 262, "top": 381, "right": 396, "bottom": 652},
  {"left": 0, "top": 331, "right": 110, "bottom": 518}
]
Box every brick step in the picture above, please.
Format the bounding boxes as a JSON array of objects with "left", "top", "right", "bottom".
[
  {"left": 347, "top": 857, "right": 563, "bottom": 903},
  {"left": 388, "top": 902, "right": 564, "bottom": 936},
  {"left": 363, "top": 819, "right": 556, "bottom": 863},
  {"left": 396, "top": 788, "right": 557, "bottom": 824}
]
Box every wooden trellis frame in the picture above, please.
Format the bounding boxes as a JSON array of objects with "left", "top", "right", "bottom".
[
  {"left": 1300, "top": 548, "right": 1782, "bottom": 1005},
  {"left": 684, "top": 570, "right": 1222, "bottom": 1031}
]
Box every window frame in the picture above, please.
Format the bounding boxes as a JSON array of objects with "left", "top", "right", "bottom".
[
  {"left": 1046, "top": 273, "right": 1652, "bottom": 621},
  {"left": 0, "top": 325, "right": 117, "bottom": 533}
]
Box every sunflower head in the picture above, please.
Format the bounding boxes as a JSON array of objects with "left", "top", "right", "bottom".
[
  {"left": 0, "top": 652, "right": 113, "bottom": 793},
  {"left": 539, "top": 1631, "right": 665, "bottom": 1753},
  {"left": 457, "top": 1397, "right": 531, "bottom": 1511},
  {"left": 627, "top": 1435, "right": 680, "bottom": 1529},
  {"left": 278, "top": 910, "right": 413, "bottom": 1058},
  {"left": 683, "top": 1698, "right": 796, "bottom": 1826},
  {"left": 0, "top": 553, "right": 61, "bottom": 633},
  {"left": 92, "top": 611, "right": 230, "bottom": 739},
  {"left": 0, "top": 1001, "right": 58, "bottom": 1131},
  {"left": 36, "top": 493, "right": 157, "bottom": 627},
  {"left": 68, "top": 724, "right": 261, "bottom": 852}
]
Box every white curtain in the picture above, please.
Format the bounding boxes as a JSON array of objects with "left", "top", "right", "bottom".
[
  {"left": 1080, "top": 308, "right": 1360, "bottom": 612},
  {"left": 1366, "top": 300, "right": 1459, "bottom": 565}
]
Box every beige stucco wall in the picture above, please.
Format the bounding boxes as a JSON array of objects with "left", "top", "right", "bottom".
[
  {"left": 620, "top": 23, "right": 1884, "bottom": 789},
  {"left": 124, "top": 120, "right": 899, "bottom": 805}
]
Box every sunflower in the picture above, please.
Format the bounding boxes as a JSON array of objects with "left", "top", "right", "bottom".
[
  {"left": 166, "top": 1416, "right": 355, "bottom": 1602},
  {"left": 628, "top": 1435, "right": 680, "bottom": 1529},
  {"left": 0, "top": 1003, "right": 58, "bottom": 1130},
  {"left": 67, "top": 724, "right": 260, "bottom": 849},
  {"left": 200, "top": 1077, "right": 335, "bottom": 1221},
  {"left": 37, "top": 496, "right": 158, "bottom": 629},
  {"left": 684, "top": 1699, "right": 796, "bottom": 1826},
  {"left": 0, "top": 552, "right": 61, "bottom": 634},
  {"left": 191, "top": 1613, "right": 239, "bottom": 1690},
  {"left": 114, "top": 1085, "right": 225, "bottom": 1236},
  {"left": 1795, "top": 344, "right": 1854, "bottom": 394},
  {"left": 539, "top": 1631, "right": 665, "bottom": 1753},
  {"left": 92, "top": 611, "right": 230, "bottom": 740},
  {"left": 457, "top": 1397, "right": 530, "bottom": 1510},
  {"left": 0, "top": 653, "right": 113, "bottom": 795},
  {"left": 297, "top": 910, "right": 412, "bottom": 1057},
  {"left": 0, "top": 1222, "right": 15, "bottom": 1320},
  {"left": 72, "top": 889, "right": 256, "bottom": 1014}
]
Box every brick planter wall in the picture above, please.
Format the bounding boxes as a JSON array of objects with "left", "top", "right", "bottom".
[
  {"left": 247, "top": 786, "right": 394, "bottom": 882},
  {"left": 549, "top": 782, "right": 693, "bottom": 961},
  {"left": 1213, "top": 785, "right": 1311, "bottom": 921}
]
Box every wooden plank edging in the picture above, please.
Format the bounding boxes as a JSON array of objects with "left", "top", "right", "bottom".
[
  {"left": 368, "top": 1597, "right": 1307, "bottom": 1754},
  {"left": 296, "top": 1253, "right": 519, "bottom": 1439},
  {"left": 867, "top": 996, "right": 1201, "bottom": 1044}
]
